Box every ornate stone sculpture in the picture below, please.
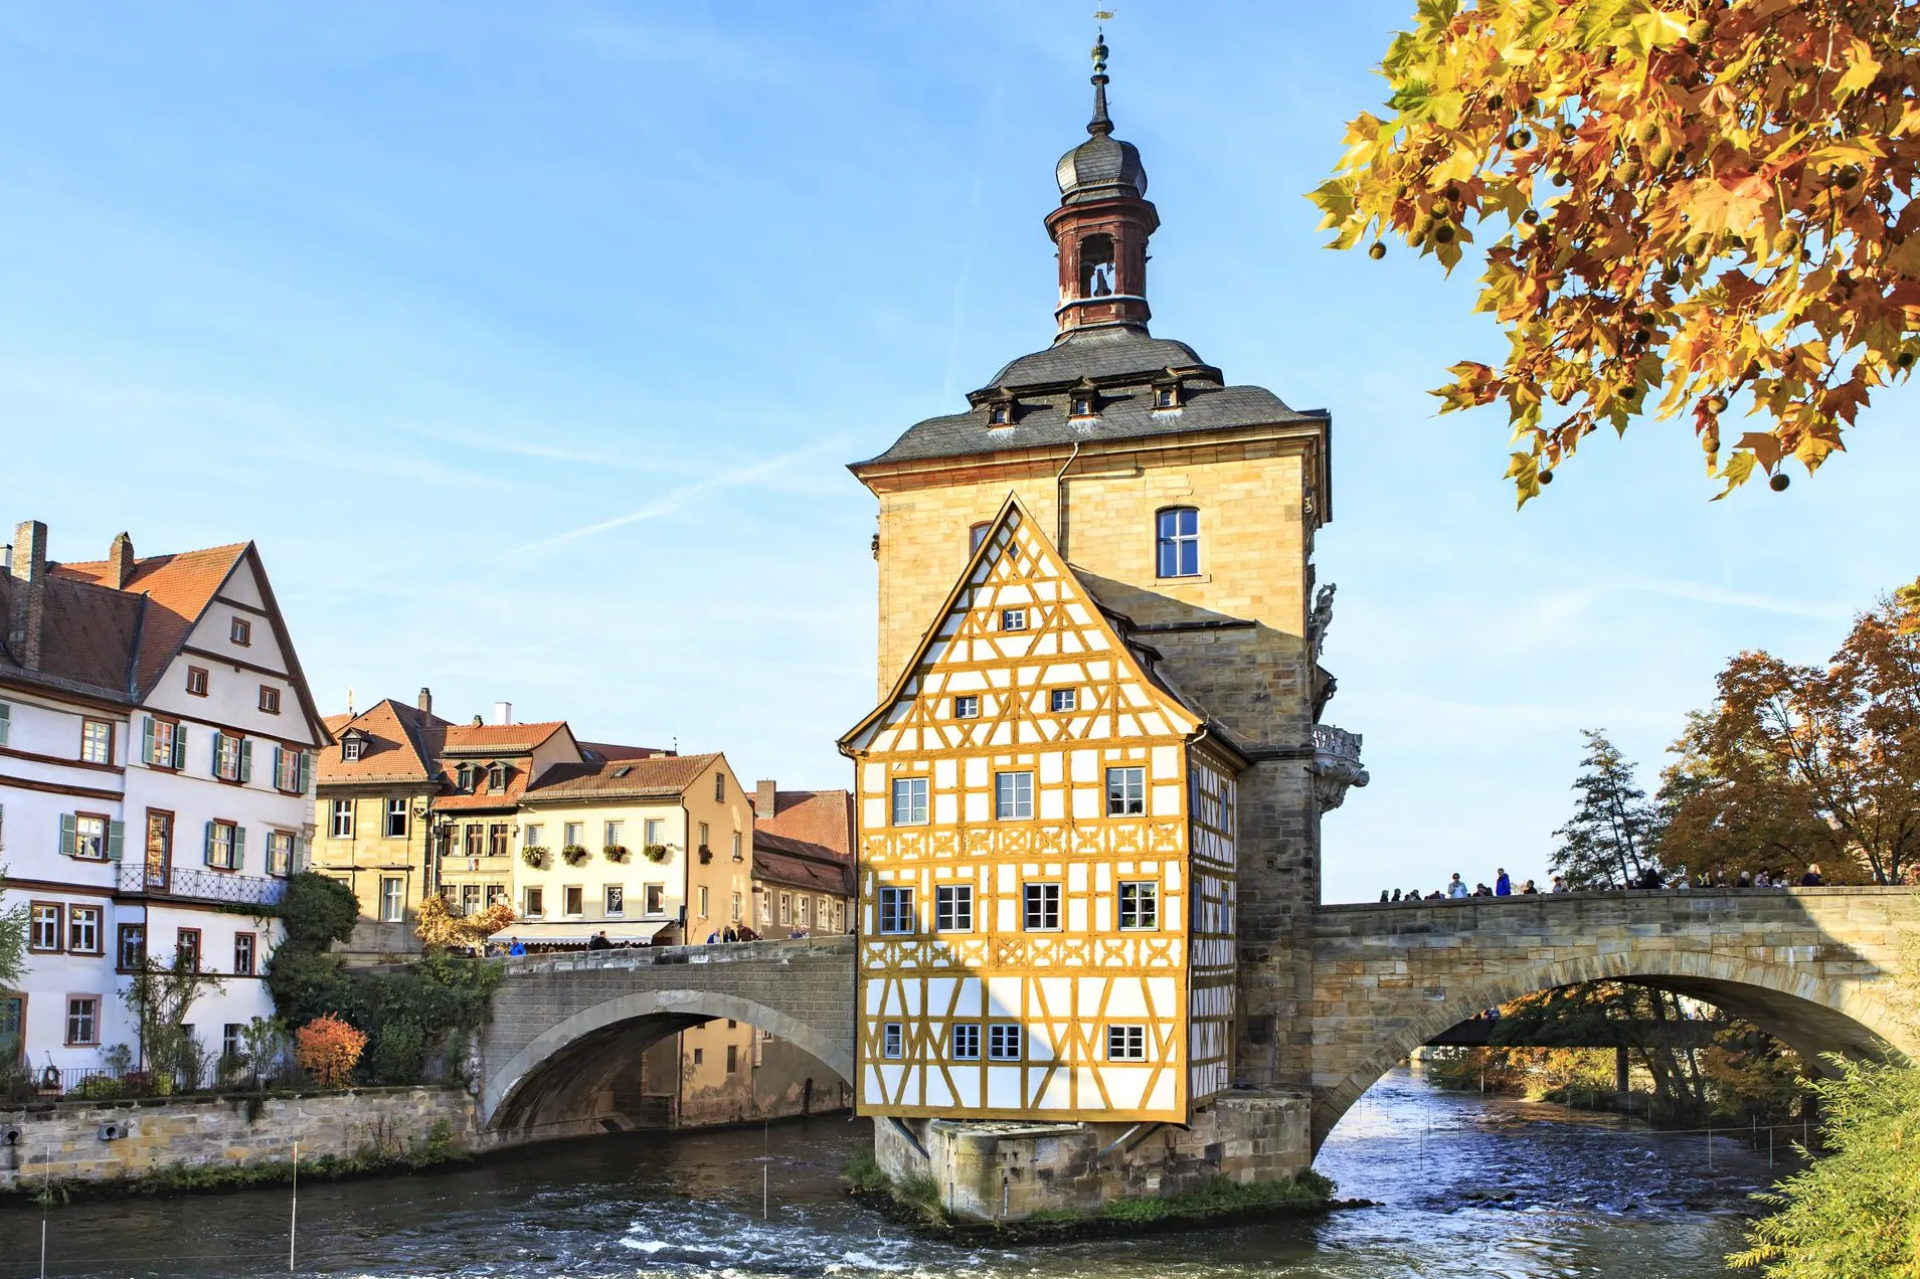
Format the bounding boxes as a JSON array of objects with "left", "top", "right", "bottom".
[{"left": 1308, "top": 582, "right": 1337, "bottom": 662}]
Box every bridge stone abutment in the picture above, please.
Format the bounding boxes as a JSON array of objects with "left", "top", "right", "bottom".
[
  {"left": 480, "top": 936, "right": 855, "bottom": 1143},
  {"left": 1304, "top": 887, "right": 1919, "bottom": 1149}
]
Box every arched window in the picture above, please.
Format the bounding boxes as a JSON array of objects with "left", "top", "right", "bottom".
[
  {"left": 1078, "top": 233, "right": 1116, "bottom": 298},
  {"left": 1156, "top": 507, "right": 1200, "bottom": 579},
  {"left": 969, "top": 522, "right": 991, "bottom": 553}
]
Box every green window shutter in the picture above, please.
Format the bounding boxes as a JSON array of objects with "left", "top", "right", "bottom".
[
  {"left": 272, "top": 746, "right": 284, "bottom": 789},
  {"left": 210, "top": 732, "right": 224, "bottom": 778},
  {"left": 239, "top": 739, "right": 253, "bottom": 784},
  {"left": 59, "top": 813, "right": 76, "bottom": 858},
  {"left": 141, "top": 716, "right": 155, "bottom": 764},
  {"left": 203, "top": 820, "right": 216, "bottom": 867},
  {"left": 107, "top": 821, "right": 125, "bottom": 861},
  {"left": 173, "top": 726, "right": 188, "bottom": 771},
  {"left": 298, "top": 751, "right": 312, "bottom": 794},
  {"left": 0, "top": 701, "right": 10, "bottom": 746},
  {"left": 233, "top": 826, "right": 246, "bottom": 872}
]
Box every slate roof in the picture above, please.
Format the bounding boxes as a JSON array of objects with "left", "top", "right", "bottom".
[
  {"left": 853, "top": 327, "right": 1327, "bottom": 470},
  {"left": 521, "top": 752, "right": 722, "bottom": 805}
]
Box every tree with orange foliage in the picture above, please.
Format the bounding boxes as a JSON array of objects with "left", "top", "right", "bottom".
[
  {"left": 1661, "top": 576, "right": 1920, "bottom": 885},
  {"left": 1311, "top": 0, "right": 1920, "bottom": 504},
  {"left": 294, "top": 1014, "right": 367, "bottom": 1089},
  {"left": 413, "top": 892, "right": 516, "bottom": 952}
]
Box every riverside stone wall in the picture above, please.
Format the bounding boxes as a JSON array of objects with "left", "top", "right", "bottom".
[{"left": 0, "top": 1086, "right": 479, "bottom": 1192}]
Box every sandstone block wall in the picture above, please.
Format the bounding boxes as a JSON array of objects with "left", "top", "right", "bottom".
[{"left": 0, "top": 1086, "right": 477, "bottom": 1191}]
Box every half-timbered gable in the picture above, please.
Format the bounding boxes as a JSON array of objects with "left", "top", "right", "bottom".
[{"left": 842, "top": 497, "right": 1241, "bottom": 1123}]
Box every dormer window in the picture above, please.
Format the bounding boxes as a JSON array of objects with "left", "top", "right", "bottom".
[
  {"left": 1155, "top": 382, "right": 1182, "bottom": 409},
  {"left": 987, "top": 402, "right": 1011, "bottom": 427},
  {"left": 342, "top": 739, "right": 363, "bottom": 763},
  {"left": 455, "top": 763, "right": 474, "bottom": 791},
  {"left": 488, "top": 762, "right": 507, "bottom": 790},
  {"left": 1068, "top": 381, "right": 1100, "bottom": 419}
]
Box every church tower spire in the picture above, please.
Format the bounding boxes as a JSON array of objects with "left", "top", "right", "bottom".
[{"left": 1047, "top": 31, "right": 1158, "bottom": 338}]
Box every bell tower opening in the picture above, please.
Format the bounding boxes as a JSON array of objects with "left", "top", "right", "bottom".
[
  {"left": 1047, "top": 34, "right": 1158, "bottom": 337},
  {"left": 1078, "top": 233, "right": 1117, "bottom": 298}
]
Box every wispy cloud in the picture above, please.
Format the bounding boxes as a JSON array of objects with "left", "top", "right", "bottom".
[
  {"left": 1612, "top": 575, "right": 1853, "bottom": 620},
  {"left": 501, "top": 436, "right": 848, "bottom": 561}
]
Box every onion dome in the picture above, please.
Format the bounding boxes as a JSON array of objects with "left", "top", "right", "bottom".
[{"left": 1055, "top": 33, "right": 1147, "bottom": 205}]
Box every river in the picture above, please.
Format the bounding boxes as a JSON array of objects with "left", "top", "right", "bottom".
[{"left": 0, "top": 1069, "right": 1792, "bottom": 1279}]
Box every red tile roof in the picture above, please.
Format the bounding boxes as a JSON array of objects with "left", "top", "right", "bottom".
[
  {"left": 56, "top": 543, "right": 250, "bottom": 698},
  {"left": 438, "top": 721, "right": 570, "bottom": 755},
  {"left": 316, "top": 699, "right": 444, "bottom": 786},
  {"left": 755, "top": 789, "right": 854, "bottom": 859},
  {"left": 579, "top": 740, "right": 676, "bottom": 761},
  {"left": 753, "top": 829, "right": 855, "bottom": 896},
  {"left": 523, "top": 753, "right": 722, "bottom": 804}
]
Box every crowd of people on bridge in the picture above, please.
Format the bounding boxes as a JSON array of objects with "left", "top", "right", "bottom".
[{"left": 1381, "top": 863, "right": 1829, "bottom": 903}]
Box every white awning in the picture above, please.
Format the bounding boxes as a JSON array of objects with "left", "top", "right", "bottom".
[{"left": 494, "top": 922, "right": 665, "bottom": 943}]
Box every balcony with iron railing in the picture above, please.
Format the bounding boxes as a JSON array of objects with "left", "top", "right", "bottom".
[{"left": 117, "top": 861, "right": 288, "bottom": 908}]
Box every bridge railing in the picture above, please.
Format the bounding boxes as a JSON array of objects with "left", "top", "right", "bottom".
[
  {"left": 501, "top": 932, "right": 853, "bottom": 975},
  {"left": 1321, "top": 884, "right": 1916, "bottom": 910}
]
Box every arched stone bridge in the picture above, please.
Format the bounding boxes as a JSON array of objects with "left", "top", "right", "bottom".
[{"left": 478, "top": 889, "right": 1916, "bottom": 1148}]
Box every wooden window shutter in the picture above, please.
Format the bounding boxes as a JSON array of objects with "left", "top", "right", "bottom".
[
  {"left": 298, "top": 751, "right": 312, "bottom": 794},
  {"left": 239, "top": 739, "right": 253, "bottom": 784},
  {"left": 59, "top": 813, "right": 76, "bottom": 857},
  {"left": 210, "top": 732, "right": 224, "bottom": 778},
  {"left": 233, "top": 826, "right": 246, "bottom": 872},
  {"left": 141, "top": 716, "right": 155, "bottom": 762},
  {"left": 0, "top": 701, "right": 10, "bottom": 746},
  {"left": 107, "top": 821, "right": 125, "bottom": 861},
  {"left": 173, "top": 726, "right": 188, "bottom": 771},
  {"left": 203, "top": 820, "right": 216, "bottom": 866},
  {"left": 272, "top": 745, "right": 284, "bottom": 788}
]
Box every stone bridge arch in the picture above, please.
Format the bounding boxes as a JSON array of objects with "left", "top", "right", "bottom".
[
  {"left": 1304, "top": 888, "right": 1919, "bottom": 1150},
  {"left": 479, "top": 937, "right": 856, "bottom": 1141}
]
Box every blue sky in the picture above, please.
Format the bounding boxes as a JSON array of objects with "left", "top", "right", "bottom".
[{"left": 4, "top": 2, "right": 1915, "bottom": 903}]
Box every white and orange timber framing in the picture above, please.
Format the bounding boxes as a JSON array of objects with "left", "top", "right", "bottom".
[{"left": 840, "top": 495, "right": 1244, "bottom": 1124}]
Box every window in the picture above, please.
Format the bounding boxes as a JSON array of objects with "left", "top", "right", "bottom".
[
  {"left": 1070, "top": 392, "right": 1095, "bottom": 418},
  {"left": 1000, "top": 608, "right": 1027, "bottom": 631},
  {"left": 486, "top": 882, "right": 506, "bottom": 908},
  {"left": 692, "top": 1048, "right": 703, "bottom": 1066},
  {"left": 206, "top": 820, "right": 240, "bottom": 871},
  {"left": 523, "top": 824, "right": 543, "bottom": 849},
  {"left": 988, "top": 1023, "right": 1023, "bottom": 1061},
  {"left": 147, "top": 718, "right": 181, "bottom": 769},
  {"left": 951, "top": 1023, "right": 981, "bottom": 1060},
  {"left": 68, "top": 906, "right": 101, "bottom": 955},
  {"left": 71, "top": 813, "right": 108, "bottom": 860},
  {"left": 464, "top": 824, "right": 483, "bottom": 858},
  {"left": 223, "top": 1023, "right": 245, "bottom": 1062},
  {"left": 995, "top": 772, "right": 1033, "bottom": 820},
  {"left": 65, "top": 997, "right": 99, "bottom": 1047},
  {"left": 117, "top": 924, "right": 145, "bottom": 971},
  {"left": 234, "top": 932, "right": 256, "bottom": 976},
  {"left": 797, "top": 896, "right": 810, "bottom": 927},
  {"left": 698, "top": 821, "right": 710, "bottom": 851},
  {"left": 1023, "top": 883, "right": 1061, "bottom": 931},
  {"left": 230, "top": 617, "right": 252, "bottom": 646},
  {"left": 330, "top": 799, "right": 354, "bottom": 839},
  {"left": 1106, "top": 766, "right": 1146, "bottom": 816},
  {"left": 1155, "top": 383, "right": 1176, "bottom": 408},
  {"left": 732, "top": 891, "right": 743, "bottom": 922},
  {"left": 29, "top": 904, "right": 62, "bottom": 951},
  {"left": 564, "top": 886, "right": 584, "bottom": 916},
  {"left": 732, "top": 831, "right": 742, "bottom": 861},
  {"left": 644, "top": 884, "right": 666, "bottom": 915},
  {"left": 186, "top": 666, "right": 209, "bottom": 696},
  {"left": 258, "top": 686, "right": 280, "bottom": 715},
  {"left": 455, "top": 763, "right": 473, "bottom": 791},
  {"left": 213, "top": 732, "right": 247, "bottom": 783},
  {"left": 605, "top": 886, "right": 625, "bottom": 916},
  {"left": 987, "top": 402, "right": 1010, "bottom": 426},
  {"left": 969, "top": 522, "right": 991, "bottom": 551},
  {"left": 1156, "top": 507, "right": 1200, "bottom": 578},
  {"left": 759, "top": 893, "right": 772, "bottom": 925},
  {"left": 643, "top": 818, "right": 666, "bottom": 847},
  {"left": 726, "top": 1044, "right": 738, "bottom": 1073},
  {"left": 144, "top": 811, "right": 173, "bottom": 886},
  {"left": 1118, "top": 881, "right": 1159, "bottom": 930},
  {"left": 0, "top": 701, "right": 8, "bottom": 746},
  {"left": 604, "top": 820, "right": 623, "bottom": 849},
  {"left": 267, "top": 830, "right": 295, "bottom": 877},
  {"left": 1050, "top": 688, "right": 1077, "bottom": 713},
  {"left": 952, "top": 695, "right": 980, "bottom": 720},
  {"left": 380, "top": 877, "right": 405, "bottom": 923},
  {"left": 343, "top": 738, "right": 364, "bottom": 763},
  {"left": 487, "top": 762, "right": 507, "bottom": 790},
  {"left": 275, "top": 746, "right": 304, "bottom": 792},
  {"left": 833, "top": 900, "right": 845, "bottom": 932},
  {"left": 935, "top": 885, "right": 973, "bottom": 932},
  {"left": 564, "top": 821, "right": 584, "bottom": 849},
  {"left": 698, "top": 886, "right": 710, "bottom": 918},
  {"left": 80, "top": 719, "right": 113, "bottom": 765},
  {"left": 523, "top": 887, "right": 544, "bottom": 918},
  {"left": 488, "top": 824, "right": 510, "bottom": 857},
  {"left": 878, "top": 886, "right": 915, "bottom": 934},
  {"left": 384, "top": 799, "right": 408, "bottom": 838},
  {"left": 779, "top": 892, "right": 791, "bottom": 924},
  {"left": 460, "top": 884, "right": 482, "bottom": 916},
  {"left": 1107, "top": 1025, "right": 1147, "bottom": 1061},
  {"left": 714, "top": 773, "right": 725, "bottom": 803},
  {"left": 891, "top": 777, "right": 929, "bottom": 825},
  {"left": 176, "top": 928, "right": 202, "bottom": 972},
  {"left": 882, "top": 1023, "right": 904, "bottom": 1059}
]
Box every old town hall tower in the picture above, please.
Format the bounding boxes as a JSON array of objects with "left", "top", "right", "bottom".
[{"left": 842, "top": 35, "right": 1366, "bottom": 1154}]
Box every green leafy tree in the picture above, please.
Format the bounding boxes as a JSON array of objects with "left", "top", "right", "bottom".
[
  {"left": 123, "top": 950, "right": 224, "bottom": 1093},
  {"left": 1552, "top": 730, "right": 1662, "bottom": 887},
  {"left": 1311, "top": 0, "right": 1920, "bottom": 504},
  {"left": 0, "top": 869, "right": 27, "bottom": 988}
]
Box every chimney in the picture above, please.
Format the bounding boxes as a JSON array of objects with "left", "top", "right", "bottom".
[
  {"left": 108, "top": 532, "right": 135, "bottom": 590},
  {"left": 470, "top": 715, "right": 483, "bottom": 727},
  {"left": 6, "top": 520, "right": 48, "bottom": 671},
  {"left": 492, "top": 701, "right": 512, "bottom": 726},
  {"left": 755, "top": 780, "right": 778, "bottom": 820},
  {"left": 417, "top": 686, "right": 433, "bottom": 716}
]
